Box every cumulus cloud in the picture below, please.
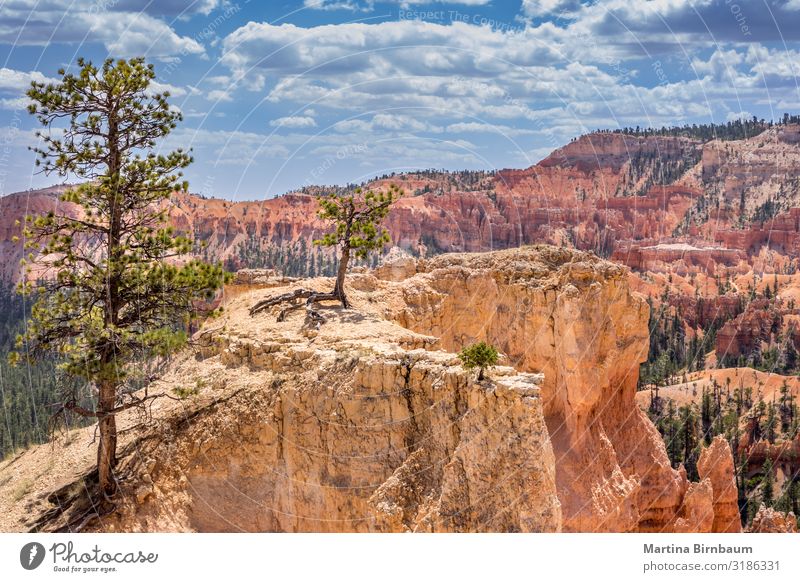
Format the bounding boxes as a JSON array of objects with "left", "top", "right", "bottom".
[
  {"left": 0, "top": 97, "right": 30, "bottom": 110},
  {"left": 0, "top": 68, "right": 57, "bottom": 92},
  {"left": 0, "top": 1, "right": 206, "bottom": 57},
  {"left": 558, "top": 0, "right": 800, "bottom": 55},
  {"left": 220, "top": 20, "right": 565, "bottom": 83},
  {"left": 446, "top": 122, "right": 537, "bottom": 137},
  {"left": 691, "top": 44, "right": 800, "bottom": 90},
  {"left": 521, "top": 0, "right": 584, "bottom": 19},
  {"left": 270, "top": 115, "right": 318, "bottom": 128},
  {"left": 303, "top": 0, "right": 491, "bottom": 10},
  {"left": 110, "top": 0, "right": 222, "bottom": 16},
  {"left": 217, "top": 16, "right": 796, "bottom": 144}
]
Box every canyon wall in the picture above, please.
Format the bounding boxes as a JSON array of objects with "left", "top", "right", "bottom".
[
  {"left": 0, "top": 246, "right": 745, "bottom": 533},
  {"left": 96, "top": 265, "right": 563, "bottom": 533},
  {"left": 376, "top": 246, "right": 739, "bottom": 532},
  {"left": 5, "top": 125, "right": 800, "bottom": 285}
]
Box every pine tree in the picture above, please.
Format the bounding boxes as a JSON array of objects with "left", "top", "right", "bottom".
[
  {"left": 764, "top": 404, "right": 777, "bottom": 444},
  {"left": 679, "top": 404, "right": 700, "bottom": 480},
  {"left": 701, "top": 387, "right": 713, "bottom": 444},
  {"left": 13, "top": 58, "right": 226, "bottom": 497},
  {"left": 783, "top": 339, "right": 797, "bottom": 373},
  {"left": 762, "top": 458, "right": 775, "bottom": 507},
  {"left": 738, "top": 452, "right": 749, "bottom": 525},
  {"left": 313, "top": 185, "right": 401, "bottom": 308},
  {"left": 250, "top": 185, "right": 401, "bottom": 320}
]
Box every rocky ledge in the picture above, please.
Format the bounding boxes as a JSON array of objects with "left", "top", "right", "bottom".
[{"left": 0, "top": 245, "right": 772, "bottom": 532}]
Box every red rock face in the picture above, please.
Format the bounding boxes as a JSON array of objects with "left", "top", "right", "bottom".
[
  {"left": 748, "top": 506, "right": 798, "bottom": 532},
  {"left": 696, "top": 436, "right": 742, "bottom": 533},
  {"left": 668, "top": 293, "right": 743, "bottom": 329},
  {"left": 0, "top": 126, "right": 800, "bottom": 314},
  {"left": 3, "top": 124, "right": 800, "bottom": 288},
  {"left": 612, "top": 240, "right": 746, "bottom": 274},
  {"left": 715, "top": 208, "right": 800, "bottom": 254},
  {"left": 0, "top": 185, "right": 77, "bottom": 282},
  {"left": 715, "top": 299, "right": 782, "bottom": 361},
  {"left": 741, "top": 434, "right": 800, "bottom": 482},
  {"left": 540, "top": 132, "right": 701, "bottom": 172},
  {"left": 0, "top": 132, "right": 707, "bottom": 281}
]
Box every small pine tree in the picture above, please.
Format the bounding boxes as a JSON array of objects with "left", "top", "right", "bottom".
[
  {"left": 762, "top": 458, "right": 775, "bottom": 507},
  {"left": 458, "top": 341, "right": 499, "bottom": 381},
  {"left": 678, "top": 404, "right": 700, "bottom": 480}
]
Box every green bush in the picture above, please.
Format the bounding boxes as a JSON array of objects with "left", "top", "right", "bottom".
[{"left": 458, "top": 342, "right": 499, "bottom": 381}]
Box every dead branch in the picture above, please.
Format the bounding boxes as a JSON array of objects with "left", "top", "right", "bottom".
[
  {"left": 249, "top": 288, "right": 340, "bottom": 325},
  {"left": 65, "top": 392, "right": 164, "bottom": 418}
]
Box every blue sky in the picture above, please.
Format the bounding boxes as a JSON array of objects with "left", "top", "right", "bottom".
[{"left": 2, "top": 0, "right": 800, "bottom": 200}]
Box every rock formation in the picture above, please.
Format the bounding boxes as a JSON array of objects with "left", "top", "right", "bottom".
[
  {"left": 5, "top": 124, "right": 800, "bottom": 287},
  {"left": 715, "top": 299, "right": 782, "bottom": 361},
  {"left": 0, "top": 246, "right": 745, "bottom": 533},
  {"left": 748, "top": 506, "right": 798, "bottom": 533},
  {"left": 374, "top": 246, "right": 740, "bottom": 532},
  {"left": 696, "top": 436, "right": 742, "bottom": 533}
]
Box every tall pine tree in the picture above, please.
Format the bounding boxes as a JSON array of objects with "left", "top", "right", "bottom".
[{"left": 13, "top": 58, "right": 226, "bottom": 497}]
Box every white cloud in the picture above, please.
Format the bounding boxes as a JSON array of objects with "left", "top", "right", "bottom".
[
  {"left": 270, "top": 115, "right": 318, "bottom": 128},
  {"left": 303, "top": 0, "right": 491, "bottom": 10},
  {"left": 149, "top": 81, "right": 192, "bottom": 98},
  {"left": 446, "top": 122, "right": 537, "bottom": 137},
  {"left": 0, "top": 68, "right": 57, "bottom": 92},
  {"left": 111, "top": 0, "right": 222, "bottom": 16},
  {"left": 206, "top": 89, "right": 234, "bottom": 102},
  {"left": 521, "top": 0, "right": 583, "bottom": 19},
  {"left": 220, "top": 20, "right": 564, "bottom": 83},
  {"left": 163, "top": 127, "right": 291, "bottom": 166},
  {"left": 217, "top": 17, "right": 797, "bottom": 144},
  {"left": 0, "top": 97, "right": 30, "bottom": 110},
  {"left": 0, "top": 1, "right": 206, "bottom": 58},
  {"left": 304, "top": 0, "right": 364, "bottom": 10},
  {"left": 690, "top": 45, "right": 800, "bottom": 90}
]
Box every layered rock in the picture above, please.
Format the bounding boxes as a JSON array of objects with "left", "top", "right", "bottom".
[
  {"left": 715, "top": 299, "right": 782, "bottom": 361},
  {"left": 86, "top": 273, "right": 561, "bottom": 533},
  {"left": 375, "top": 246, "right": 739, "bottom": 532},
  {"left": 748, "top": 506, "right": 798, "bottom": 533},
  {"left": 0, "top": 238, "right": 748, "bottom": 533},
  {"left": 612, "top": 241, "right": 745, "bottom": 274},
  {"left": 5, "top": 125, "right": 800, "bottom": 288},
  {"left": 697, "top": 436, "right": 742, "bottom": 533},
  {"left": 541, "top": 132, "right": 700, "bottom": 172}
]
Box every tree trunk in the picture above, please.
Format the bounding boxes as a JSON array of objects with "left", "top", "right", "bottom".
[
  {"left": 333, "top": 245, "right": 350, "bottom": 309},
  {"left": 99, "top": 108, "right": 121, "bottom": 498},
  {"left": 97, "top": 380, "right": 117, "bottom": 497}
]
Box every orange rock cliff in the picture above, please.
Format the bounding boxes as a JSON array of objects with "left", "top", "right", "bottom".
[{"left": 0, "top": 246, "right": 743, "bottom": 532}]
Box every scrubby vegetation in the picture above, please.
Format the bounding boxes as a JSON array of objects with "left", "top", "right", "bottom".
[{"left": 607, "top": 113, "right": 800, "bottom": 142}]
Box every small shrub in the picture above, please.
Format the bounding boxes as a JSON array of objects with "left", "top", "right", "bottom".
[
  {"left": 173, "top": 384, "right": 199, "bottom": 399},
  {"left": 458, "top": 341, "right": 499, "bottom": 381}
]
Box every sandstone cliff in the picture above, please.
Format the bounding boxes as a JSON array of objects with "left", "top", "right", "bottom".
[
  {"left": 374, "top": 247, "right": 739, "bottom": 532},
  {"left": 0, "top": 246, "right": 743, "bottom": 533}
]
